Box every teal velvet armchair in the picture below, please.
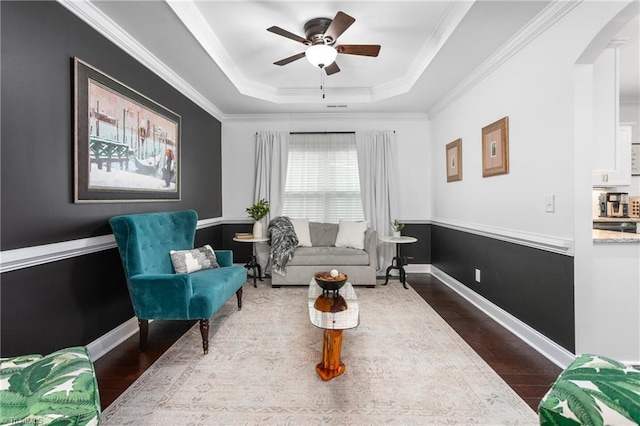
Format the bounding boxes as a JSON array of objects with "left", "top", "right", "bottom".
[{"left": 109, "top": 210, "right": 247, "bottom": 354}]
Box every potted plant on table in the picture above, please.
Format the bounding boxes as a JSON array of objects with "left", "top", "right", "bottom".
[
  {"left": 391, "top": 219, "right": 405, "bottom": 238},
  {"left": 246, "top": 199, "right": 270, "bottom": 238}
]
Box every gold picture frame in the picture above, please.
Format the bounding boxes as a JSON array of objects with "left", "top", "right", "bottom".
[
  {"left": 482, "top": 116, "right": 509, "bottom": 177},
  {"left": 446, "top": 139, "right": 462, "bottom": 182}
]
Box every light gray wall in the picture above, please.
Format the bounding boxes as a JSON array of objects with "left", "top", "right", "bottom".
[
  {"left": 429, "top": 0, "right": 639, "bottom": 362},
  {"left": 222, "top": 115, "right": 431, "bottom": 223}
]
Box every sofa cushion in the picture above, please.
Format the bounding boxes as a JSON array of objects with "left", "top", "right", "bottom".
[
  {"left": 287, "top": 246, "right": 370, "bottom": 266},
  {"left": 290, "top": 218, "right": 312, "bottom": 247},
  {"left": 189, "top": 266, "right": 246, "bottom": 318},
  {"left": 309, "top": 222, "right": 339, "bottom": 247},
  {"left": 335, "top": 220, "right": 368, "bottom": 250}
]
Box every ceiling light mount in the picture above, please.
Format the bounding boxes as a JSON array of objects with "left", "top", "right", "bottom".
[{"left": 304, "top": 17, "right": 334, "bottom": 45}]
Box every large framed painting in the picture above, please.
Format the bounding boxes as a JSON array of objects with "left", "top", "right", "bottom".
[
  {"left": 481, "top": 116, "right": 509, "bottom": 177},
  {"left": 74, "top": 58, "right": 181, "bottom": 202},
  {"left": 446, "top": 139, "right": 462, "bottom": 182}
]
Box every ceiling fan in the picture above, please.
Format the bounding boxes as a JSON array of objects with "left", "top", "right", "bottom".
[{"left": 267, "top": 11, "right": 381, "bottom": 75}]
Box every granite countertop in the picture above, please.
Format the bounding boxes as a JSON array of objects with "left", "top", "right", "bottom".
[
  {"left": 593, "top": 229, "right": 640, "bottom": 243},
  {"left": 593, "top": 217, "right": 640, "bottom": 222}
]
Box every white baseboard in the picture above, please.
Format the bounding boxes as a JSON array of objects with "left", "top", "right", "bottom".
[
  {"left": 86, "top": 317, "right": 140, "bottom": 361},
  {"left": 430, "top": 266, "right": 576, "bottom": 369}
]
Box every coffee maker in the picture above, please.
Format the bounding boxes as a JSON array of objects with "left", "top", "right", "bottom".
[{"left": 605, "top": 192, "right": 629, "bottom": 217}]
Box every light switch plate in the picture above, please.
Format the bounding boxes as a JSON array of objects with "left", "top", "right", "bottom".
[{"left": 545, "top": 194, "right": 555, "bottom": 213}]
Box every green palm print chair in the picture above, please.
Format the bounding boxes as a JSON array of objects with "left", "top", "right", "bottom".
[
  {"left": 0, "top": 346, "right": 100, "bottom": 425},
  {"left": 539, "top": 353, "right": 640, "bottom": 425}
]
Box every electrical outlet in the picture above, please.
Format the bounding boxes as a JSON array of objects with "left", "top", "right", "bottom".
[{"left": 475, "top": 269, "right": 481, "bottom": 283}]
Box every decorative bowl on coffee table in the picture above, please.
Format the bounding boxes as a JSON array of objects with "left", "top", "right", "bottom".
[{"left": 314, "top": 271, "right": 348, "bottom": 292}]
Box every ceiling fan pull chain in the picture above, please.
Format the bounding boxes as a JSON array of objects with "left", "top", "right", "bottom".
[{"left": 320, "top": 68, "right": 326, "bottom": 99}]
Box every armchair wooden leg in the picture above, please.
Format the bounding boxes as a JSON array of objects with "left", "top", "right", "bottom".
[
  {"left": 138, "top": 319, "right": 149, "bottom": 352},
  {"left": 236, "top": 287, "right": 243, "bottom": 311},
  {"left": 200, "top": 319, "right": 209, "bottom": 355}
]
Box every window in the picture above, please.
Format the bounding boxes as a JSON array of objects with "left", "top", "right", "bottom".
[{"left": 282, "top": 133, "right": 364, "bottom": 223}]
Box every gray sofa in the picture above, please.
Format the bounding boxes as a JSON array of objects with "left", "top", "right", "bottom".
[{"left": 271, "top": 222, "right": 378, "bottom": 287}]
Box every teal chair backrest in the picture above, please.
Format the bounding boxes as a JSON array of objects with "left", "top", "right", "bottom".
[{"left": 109, "top": 210, "right": 198, "bottom": 278}]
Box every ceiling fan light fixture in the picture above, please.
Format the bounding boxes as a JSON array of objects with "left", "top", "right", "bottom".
[{"left": 305, "top": 44, "right": 337, "bottom": 68}]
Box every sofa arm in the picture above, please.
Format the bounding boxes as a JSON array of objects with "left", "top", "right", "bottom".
[
  {"left": 214, "top": 250, "right": 233, "bottom": 267},
  {"left": 128, "top": 274, "right": 193, "bottom": 319},
  {"left": 364, "top": 228, "right": 378, "bottom": 270}
]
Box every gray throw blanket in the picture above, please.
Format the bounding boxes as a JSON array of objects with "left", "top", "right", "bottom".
[{"left": 268, "top": 216, "right": 298, "bottom": 276}]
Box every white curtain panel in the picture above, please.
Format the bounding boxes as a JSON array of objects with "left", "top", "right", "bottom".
[
  {"left": 254, "top": 131, "right": 289, "bottom": 271},
  {"left": 355, "top": 130, "right": 399, "bottom": 273}
]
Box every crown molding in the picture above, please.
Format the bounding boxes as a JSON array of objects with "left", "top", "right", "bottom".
[
  {"left": 56, "top": 0, "right": 226, "bottom": 121},
  {"left": 372, "top": 1, "right": 475, "bottom": 100},
  {"left": 222, "top": 112, "right": 429, "bottom": 123},
  {"left": 168, "top": 0, "right": 474, "bottom": 105},
  {"left": 428, "top": 0, "right": 583, "bottom": 118}
]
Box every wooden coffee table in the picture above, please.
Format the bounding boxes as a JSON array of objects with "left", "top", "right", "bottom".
[{"left": 308, "top": 279, "right": 359, "bottom": 381}]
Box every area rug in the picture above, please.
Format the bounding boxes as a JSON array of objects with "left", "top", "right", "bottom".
[{"left": 100, "top": 281, "right": 538, "bottom": 425}]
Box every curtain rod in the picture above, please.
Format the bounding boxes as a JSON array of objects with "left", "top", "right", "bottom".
[
  {"left": 255, "top": 131, "right": 396, "bottom": 135},
  {"left": 290, "top": 131, "right": 355, "bottom": 135}
]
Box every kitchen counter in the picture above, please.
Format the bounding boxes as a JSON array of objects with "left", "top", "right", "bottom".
[
  {"left": 593, "top": 217, "right": 640, "bottom": 222},
  {"left": 593, "top": 229, "right": 640, "bottom": 243}
]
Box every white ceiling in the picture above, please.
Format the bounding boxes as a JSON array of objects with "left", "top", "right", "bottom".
[{"left": 76, "top": 1, "right": 559, "bottom": 117}]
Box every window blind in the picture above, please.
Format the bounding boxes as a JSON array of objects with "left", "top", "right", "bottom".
[{"left": 282, "top": 133, "right": 364, "bottom": 223}]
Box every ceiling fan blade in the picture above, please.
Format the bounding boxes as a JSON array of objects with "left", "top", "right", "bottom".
[
  {"left": 336, "top": 44, "right": 381, "bottom": 57},
  {"left": 324, "top": 11, "right": 355, "bottom": 43},
  {"left": 267, "top": 26, "right": 310, "bottom": 45},
  {"left": 324, "top": 62, "right": 340, "bottom": 75},
  {"left": 273, "top": 52, "right": 306, "bottom": 66}
]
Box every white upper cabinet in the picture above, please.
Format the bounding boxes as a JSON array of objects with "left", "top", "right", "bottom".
[{"left": 592, "top": 47, "right": 631, "bottom": 187}]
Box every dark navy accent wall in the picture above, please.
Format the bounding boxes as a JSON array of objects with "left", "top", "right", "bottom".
[
  {"left": 1, "top": 1, "right": 222, "bottom": 250},
  {"left": 400, "top": 223, "right": 432, "bottom": 265},
  {"left": 1, "top": 1, "right": 223, "bottom": 356},
  {"left": 431, "top": 225, "right": 575, "bottom": 352}
]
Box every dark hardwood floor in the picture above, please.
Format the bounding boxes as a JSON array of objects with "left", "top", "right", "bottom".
[{"left": 93, "top": 273, "right": 562, "bottom": 413}]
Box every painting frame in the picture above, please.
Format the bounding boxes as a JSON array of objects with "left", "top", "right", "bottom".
[
  {"left": 446, "top": 139, "right": 462, "bottom": 182},
  {"left": 481, "top": 116, "right": 509, "bottom": 177},
  {"left": 74, "top": 57, "right": 181, "bottom": 203}
]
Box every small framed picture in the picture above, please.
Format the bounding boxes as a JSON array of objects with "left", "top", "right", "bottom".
[
  {"left": 482, "top": 116, "right": 509, "bottom": 177},
  {"left": 446, "top": 139, "right": 462, "bottom": 182}
]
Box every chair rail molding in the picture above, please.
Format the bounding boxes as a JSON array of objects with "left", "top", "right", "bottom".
[
  {"left": 430, "top": 217, "right": 574, "bottom": 256},
  {"left": 0, "top": 217, "right": 225, "bottom": 273}
]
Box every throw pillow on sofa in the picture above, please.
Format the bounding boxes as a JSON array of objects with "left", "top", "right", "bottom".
[
  {"left": 170, "top": 245, "right": 219, "bottom": 273},
  {"left": 335, "top": 220, "right": 368, "bottom": 250},
  {"left": 290, "top": 218, "right": 312, "bottom": 247}
]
